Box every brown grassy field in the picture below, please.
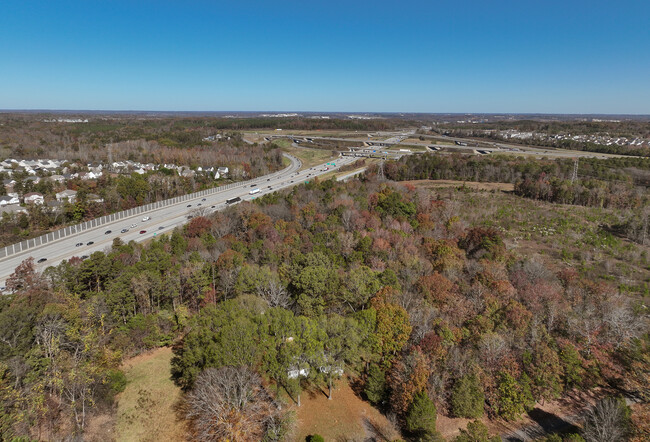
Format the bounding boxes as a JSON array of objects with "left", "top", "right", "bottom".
[
  {"left": 114, "top": 347, "right": 188, "bottom": 442},
  {"left": 283, "top": 145, "right": 340, "bottom": 169},
  {"left": 293, "top": 379, "right": 400, "bottom": 441}
]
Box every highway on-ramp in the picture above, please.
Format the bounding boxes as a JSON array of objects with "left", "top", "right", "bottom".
[{"left": 0, "top": 154, "right": 357, "bottom": 288}]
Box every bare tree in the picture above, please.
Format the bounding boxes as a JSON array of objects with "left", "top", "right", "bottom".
[
  {"left": 602, "top": 295, "right": 643, "bottom": 347},
  {"left": 408, "top": 299, "right": 438, "bottom": 343},
  {"left": 478, "top": 333, "right": 507, "bottom": 369},
  {"left": 341, "top": 209, "right": 355, "bottom": 232},
  {"left": 582, "top": 397, "right": 630, "bottom": 442},
  {"left": 256, "top": 278, "right": 291, "bottom": 309},
  {"left": 186, "top": 366, "right": 284, "bottom": 441}
]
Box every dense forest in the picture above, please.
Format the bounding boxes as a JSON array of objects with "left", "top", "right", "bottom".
[{"left": 1, "top": 170, "right": 648, "bottom": 440}]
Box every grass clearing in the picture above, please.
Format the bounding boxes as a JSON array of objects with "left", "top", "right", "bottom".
[
  {"left": 293, "top": 379, "right": 400, "bottom": 441},
  {"left": 282, "top": 145, "right": 340, "bottom": 169},
  {"left": 406, "top": 183, "right": 650, "bottom": 301},
  {"left": 114, "top": 347, "right": 188, "bottom": 442}
]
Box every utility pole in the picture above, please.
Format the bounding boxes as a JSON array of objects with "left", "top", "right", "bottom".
[
  {"left": 642, "top": 209, "right": 648, "bottom": 246},
  {"left": 571, "top": 158, "right": 579, "bottom": 183}
]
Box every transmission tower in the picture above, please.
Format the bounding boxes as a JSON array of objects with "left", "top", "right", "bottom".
[
  {"left": 571, "top": 158, "right": 579, "bottom": 183},
  {"left": 108, "top": 140, "right": 113, "bottom": 165}
]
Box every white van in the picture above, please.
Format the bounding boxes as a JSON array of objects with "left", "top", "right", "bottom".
[
  {"left": 142, "top": 216, "right": 151, "bottom": 222},
  {"left": 249, "top": 188, "right": 261, "bottom": 195}
]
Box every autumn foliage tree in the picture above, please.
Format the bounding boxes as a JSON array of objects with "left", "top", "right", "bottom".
[
  {"left": 370, "top": 288, "right": 412, "bottom": 368},
  {"left": 388, "top": 348, "right": 430, "bottom": 416},
  {"left": 185, "top": 216, "right": 213, "bottom": 238}
]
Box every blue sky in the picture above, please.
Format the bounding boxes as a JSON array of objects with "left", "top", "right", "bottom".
[{"left": 1, "top": 0, "right": 649, "bottom": 113}]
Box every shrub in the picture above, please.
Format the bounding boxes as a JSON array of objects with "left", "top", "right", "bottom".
[
  {"left": 451, "top": 374, "right": 484, "bottom": 418},
  {"left": 454, "top": 420, "right": 500, "bottom": 442},
  {"left": 406, "top": 391, "right": 440, "bottom": 440},
  {"left": 107, "top": 368, "right": 128, "bottom": 395},
  {"left": 365, "top": 364, "right": 387, "bottom": 405}
]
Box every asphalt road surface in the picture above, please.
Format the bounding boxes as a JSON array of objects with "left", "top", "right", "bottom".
[
  {"left": 275, "top": 133, "right": 636, "bottom": 160},
  {"left": 0, "top": 154, "right": 357, "bottom": 289}
]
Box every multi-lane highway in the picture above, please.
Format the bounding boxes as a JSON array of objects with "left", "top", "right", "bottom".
[
  {"left": 0, "top": 154, "right": 357, "bottom": 288},
  {"left": 270, "top": 133, "right": 638, "bottom": 160}
]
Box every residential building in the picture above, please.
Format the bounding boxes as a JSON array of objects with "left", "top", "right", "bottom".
[
  {"left": 24, "top": 192, "right": 44, "bottom": 205},
  {"left": 0, "top": 195, "right": 20, "bottom": 206},
  {"left": 55, "top": 189, "right": 77, "bottom": 203}
]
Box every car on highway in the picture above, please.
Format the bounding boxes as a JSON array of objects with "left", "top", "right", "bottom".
[
  {"left": 187, "top": 215, "right": 193, "bottom": 219},
  {"left": 250, "top": 184, "right": 257, "bottom": 187},
  {"left": 139, "top": 230, "right": 147, "bottom": 234},
  {"left": 211, "top": 205, "right": 215, "bottom": 208},
  {"left": 131, "top": 224, "right": 137, "bottom": 228},
  {"left": 75, "top": 242, "right": 83, "bottom": 247},
  {"left": 104, "top": 230, "right": 112, "bottom": 234},
  {"left": 197, "top": 203, "right": 202, "bottom": 206},
  {"left": 267, "top": 178, "right": 270, "bottom": 181},
  {"left": 142, "top": 216, "right": 151, "bottom": 222},
  {"left": 187, "top": 204, "right": 192, "bottom": 207},
  {"left": 121, "top": 228, "right": 129, "bottom": 233},
  {"left": 81, "top": 255, "right": 89, "bottom": 260},
  {"left": 86, "top": 241, "right": 94, "bottom": 245},
  {"left": 158, "top": 226, "right": 165, "bottom": 230},
  {"left": 37, "top": 258, "right": 47, "bottom": 263},
  {"left": 202, "top": 198, "right": 206, "bottom": 201}
]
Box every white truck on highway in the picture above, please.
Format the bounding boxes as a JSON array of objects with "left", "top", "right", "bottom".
[{"left": 249, "top": 188, "right": 261, "bottom": 195}]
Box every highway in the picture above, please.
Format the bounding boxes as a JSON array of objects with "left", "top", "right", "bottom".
[
  {"left": 272, "top": 133, "right": 636, "bottom": 160},
  {"left": 0, "top": 154, "right": 357, "bottom": 288}
]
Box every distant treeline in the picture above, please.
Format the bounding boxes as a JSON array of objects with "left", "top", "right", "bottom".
[
  {"left": 375, "top": 154, "right": 650, "bottom": 209},
  {"left": 0, "top": 115, "right": 403, "bottom": 154}
]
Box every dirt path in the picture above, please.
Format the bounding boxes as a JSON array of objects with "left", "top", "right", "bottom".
[{"left": 404, "top": 179, "right": 515, "bottom": 192}]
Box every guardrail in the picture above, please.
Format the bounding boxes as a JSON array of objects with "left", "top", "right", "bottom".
[{"left": 0, "top": 154, "right": 298, "bottom": 260}]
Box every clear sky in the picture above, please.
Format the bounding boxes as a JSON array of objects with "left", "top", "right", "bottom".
[{"left": 1, "top": 0, "right": 649, "bottom": 113}]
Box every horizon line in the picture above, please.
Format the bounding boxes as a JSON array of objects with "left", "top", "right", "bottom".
[{"left": 1, "top": 109, "right": 650, "bottom": 118}]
